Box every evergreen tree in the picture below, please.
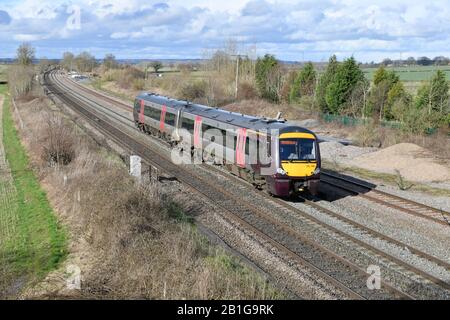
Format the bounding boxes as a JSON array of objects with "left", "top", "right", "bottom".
[
  {"left": 255, "top": 54, "right": 281, "bottom": 102},
  {"left": 289, "top": 62, "right": 316, "bottom": 103},
  {"left": 368, "top": 66, "right": 402, "bottom": 120},
  {"left": 316, "top": 55, "right": 338, "bottom": 113},
  {"left": 416, "top": 70, "right": 449, "bottom": 114},
  {"left": 325, "top": 57, "right": 364, "bottom": 114}
]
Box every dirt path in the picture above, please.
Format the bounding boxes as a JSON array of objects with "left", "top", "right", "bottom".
[{"left": 0, "top": 94, "right": 19, "bottom": 249}]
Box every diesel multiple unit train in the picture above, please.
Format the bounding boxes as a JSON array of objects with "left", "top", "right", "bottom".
[{"left": 133, "top": 92, "right": 321, "bottom": 197}]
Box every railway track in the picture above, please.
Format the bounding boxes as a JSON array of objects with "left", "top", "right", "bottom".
[
  {"left": 44, "top": 71, "right": 450, "bottom": 299},
  {"left": 321, "top": 171, "right": 450, "bottom": 226},
  {"left": 44, "top": 70, "right": 415, "bottom": 300},
  {"left": 199, "top": 165, "right": 450, "bottom": 294}
]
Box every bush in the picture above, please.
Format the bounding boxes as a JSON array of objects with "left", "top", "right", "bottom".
[
  {"left": 354, "top": 121, "right": 382, "bottom": 147},
  {"left": 116, "top": 66, "right": 145, "bottom": 89},
  {"left": 7, "top": 65, "right": 35, "bottom": 98},
  {"left": 280, "top": 70, "right": 296, "bottom": 103},
  {"left": 132, "top": 79, "right": 145, "bottom": 90},
  {"left": 179, "top": 80, "right": 207, "bottom": 101},
  {"left": 237, "top": 82, "right": 258, "bottom": 100},
  {"left": 41, "top": 114, "right": 75, "bottom": 166},
  {"left": 103, "top": 69, "right": 118, "bottom": 82}
]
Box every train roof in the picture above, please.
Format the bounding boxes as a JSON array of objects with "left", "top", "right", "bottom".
[{"left": 136, "top": 92, "right": 316, "bottom": 136}]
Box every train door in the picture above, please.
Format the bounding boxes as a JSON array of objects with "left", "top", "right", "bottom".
[
  {"left": 174, "top": 107, "right": 183, "bottom": 141},
  {"left": 236, "top": 128, "right": 247, "bottom": 168},
  {"left": 139, "top": 100, "right": 145, "bottom": 124}
]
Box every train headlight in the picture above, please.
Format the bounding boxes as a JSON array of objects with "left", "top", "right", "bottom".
[
  {"left": 276, "top": 168, "right": 287, "bottom": 175},
  {"left": 313, "top": 167, "right": 320, "bottom": 175}
]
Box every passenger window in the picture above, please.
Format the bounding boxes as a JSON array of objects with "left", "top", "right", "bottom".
[
  {"left": 165, "top": 112, "right": 175, "bottom": 126},
  {"left": 182, "top": 117, "right": 194, "bottom": 133}
]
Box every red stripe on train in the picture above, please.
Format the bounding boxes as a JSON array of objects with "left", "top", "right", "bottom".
[
  {"left": 194, "top": 115, "right": 202, "bottom": 148},
  {"left": 236, "top": 128, "right": 247, "bottom": 168},
  {"left": 160, "top": 105, "right": 167, "bottom": 131}
]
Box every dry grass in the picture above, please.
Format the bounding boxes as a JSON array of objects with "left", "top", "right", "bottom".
[{"left": 13, "top": 93, "right": 281, "bottom": 299}]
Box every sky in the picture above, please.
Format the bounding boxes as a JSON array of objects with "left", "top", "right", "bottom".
[{"left": 1, "top": 0, "right": 450, "bottom": 62}]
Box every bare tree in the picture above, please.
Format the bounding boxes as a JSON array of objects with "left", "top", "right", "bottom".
[
  {"left": 75, "top": 52, "right": 96, "bottom": 73},
  {"left": 62, "top": 52, "right": 75, "bottom": 71},
  {"left": 103, "top": 54, "right": 118, "bottom": 70},
  {"left": 16, "top": 43, "right": 35, "bottom": 66}
]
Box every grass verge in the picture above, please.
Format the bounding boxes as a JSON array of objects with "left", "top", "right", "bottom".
[{"left": 0, "top": 84, "right": 67, "bottom": 297}]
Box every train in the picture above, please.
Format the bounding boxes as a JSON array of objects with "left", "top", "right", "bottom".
[{"left": 133, "top": 92, "right": 321, "bottom": 197}]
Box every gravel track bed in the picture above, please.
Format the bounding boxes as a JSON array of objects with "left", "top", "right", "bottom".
[
  {"left": 329, "top": 195, "right": 450, "bottom": 263},
  {"left": 193, "top": 166, "right": 409, "bottom": 299},
  {"left": 291, "top": 199, "right": 450, "bottom": 293},
  {"left": 170, "top": 184, "right": 348, "bottom": 300},
  {"left": 323, "top": 170, "right": 450, "bottom": 213},
  {"left": 194, "top": 165, "right": 450, "bottom": 299},
  {"left": 375, "top": 185, "right": 450, "bottom": 213}
]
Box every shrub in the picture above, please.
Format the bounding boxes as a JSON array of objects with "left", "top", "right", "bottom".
[
  {"left": 237, "top": 82, "right": 258, "bottom": 100},
  {"left": 395, "top": 169, "right": 414, "bottom": 190},
  {"left": 41, "top": 114, "right": 75, "bottom": 166},
  {"left": 354, "top": 121, "right": 382, "bottom": 147},
  {"left": 132, "top": 79, "right": 145, "bottom": 90},
  {"left": 116, "top": 66, "right": 145, "bottom": 89},
  {"left": 7, "top": 65, "right": 35, "bottom": 98},
  {"left": 103, "top": 69, "right": 118, "bottom": 82},
  {"left": 280, "top": 70, "right": 296, "bottom": 103},
  {"left": 179, "top": 80, "right": 207, "bottom": 101}
]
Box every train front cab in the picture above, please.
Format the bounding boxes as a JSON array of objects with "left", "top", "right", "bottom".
[{"left": 268, "top": 132, "right": 320, "bottom": 197}]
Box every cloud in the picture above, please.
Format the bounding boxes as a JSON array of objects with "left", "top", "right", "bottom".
[
  {"left": 0, "top": 10, "right": 12, "bottom": 25},
  {"left": 1, "top": 0, "right": 450, "bottom": 61}
]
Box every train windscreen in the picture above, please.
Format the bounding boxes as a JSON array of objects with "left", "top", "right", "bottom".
[{"left": 280, "top": 138, "right": 316, "bottom": 161}]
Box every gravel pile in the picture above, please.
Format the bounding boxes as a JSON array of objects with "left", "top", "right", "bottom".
[{"left": 348, "top": 143, "right": 450, "bottom": 183}]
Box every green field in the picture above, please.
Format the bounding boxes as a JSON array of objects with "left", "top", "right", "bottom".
[
  {"left": 363, "top": 65, "right": 450, "bottom": 82},
  {"left": 0, "top": 84, "right": 67, "bottom": 296}
]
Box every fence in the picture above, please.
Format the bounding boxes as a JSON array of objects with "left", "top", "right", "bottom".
[{"left": 320, "top": 113, "right": 441, "bottom": 134}]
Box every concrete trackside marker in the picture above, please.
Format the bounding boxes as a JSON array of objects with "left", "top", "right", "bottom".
[{"left": 130, "top": 155, "right": 142, "bottom": 181}]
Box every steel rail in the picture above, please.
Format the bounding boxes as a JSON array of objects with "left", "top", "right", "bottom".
[{"left": 321, "top": 171, "right": 450, "bottom": 226}]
